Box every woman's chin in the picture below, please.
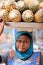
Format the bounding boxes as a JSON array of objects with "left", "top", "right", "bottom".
[{"left": 18, "top": 49, "right": 26, "bottom": 52}]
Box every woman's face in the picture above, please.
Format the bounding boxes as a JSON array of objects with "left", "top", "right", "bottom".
[{"left": 16, "top": 35, "right": 31, "bottom": 52}]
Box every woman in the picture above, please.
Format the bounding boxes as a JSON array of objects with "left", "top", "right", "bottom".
[
  {"left": 0, "top": 20, "right": 10, "bottom": 65},
  {"left": 8, "top": 31, "right": 40, "bottom": 65}
]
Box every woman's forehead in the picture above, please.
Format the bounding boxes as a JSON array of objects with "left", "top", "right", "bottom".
[{"left": 18, "top": 35, "right": 30, "bottom": 40}]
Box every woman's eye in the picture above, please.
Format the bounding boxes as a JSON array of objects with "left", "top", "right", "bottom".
[
  {"left": 19, "top": 40, "right": 21, "bottom": 43},
  {"left": 24, "top": 41, "right": 27, "bottom": 43},
  {"left": 17, "top": 40, "right": 21, "bottom": 43}
]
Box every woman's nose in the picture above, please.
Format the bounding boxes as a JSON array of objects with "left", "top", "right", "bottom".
[{"left": 20, "top": 42, "right": 24, "bottom": 46}]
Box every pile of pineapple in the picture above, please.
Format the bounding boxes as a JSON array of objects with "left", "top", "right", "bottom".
[{"left": 0, "top": 0, "right": 43, "bottom": 22}]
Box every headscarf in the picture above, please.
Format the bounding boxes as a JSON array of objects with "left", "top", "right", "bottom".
[{"left": 15, "top": 31, "right": 33, "bottom": 60}]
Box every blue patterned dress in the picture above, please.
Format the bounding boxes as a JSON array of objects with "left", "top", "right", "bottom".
[{"left": 8, "top": 52, "right": 40, "bottom": 65}]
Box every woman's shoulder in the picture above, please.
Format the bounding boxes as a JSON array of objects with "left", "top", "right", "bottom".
[{"left": 11, "top": 52, "right": 41, "bottom": 61}]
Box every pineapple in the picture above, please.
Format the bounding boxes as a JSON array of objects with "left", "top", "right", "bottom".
[
  {"left": 0, "top": 9, "right": 10, "bottom": 22},
  {"left": 38, "top": 0, "right": 43, "bottom": 2},
  {"left": 22, "top": 10, "right": 34, "bottom": 22},
  {"left": 0, "top": 1, "right": 4, "bottom": 9},
  {"left": 9, "top": 9, "right": 21, "bottom": 22},
  {"left": 16, "top": 0, "right": 28, "bottom": 13},
  {"left": 24, "top": 0, "right": 30, "bottom": 6},
  {"left": 2, "top": 0, "right": 16, "bottom": 12},
  {"left": 39, "top": 2, "right": 43, "bottom": 9},
  {"left": 34, "top": 9, "right": 43, "bottom": 22},
  {"left": 24, "top": 0, "right": 39, "bottom": 13}
]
